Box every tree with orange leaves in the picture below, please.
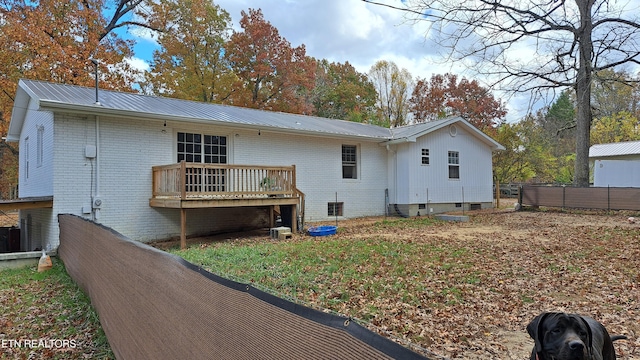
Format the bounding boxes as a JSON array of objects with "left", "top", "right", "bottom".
[
  {"left": 410, "top": 73, "right": 506, "bottom": 131},
  {"left": 0, "top": 0, "right": 156, "bottom": 197},
  {"left": 225, "top": 8, "right": 316, "bottom": 114}
]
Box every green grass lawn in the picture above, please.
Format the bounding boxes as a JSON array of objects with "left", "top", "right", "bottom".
[
  {"left": 0, "top": 261, "right": 114, "bottom": 359},
  {"left": 169, "top": 217, "right": 454, "bottom": 321}
]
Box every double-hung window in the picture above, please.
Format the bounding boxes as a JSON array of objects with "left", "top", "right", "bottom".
[
  {"left": 37, "top": 126, "right": 44, "bottom": 168},
  {"left": 342, "top": 145, "right": 357, "bottom": 179},
  {"left": 24, "top": 137, "right": 29, "bottom": 180},
  {"left": 448, "top": 151, "right": 460, "bottom": 179},
  {"left": 421, "top": 148, "right": 430, "bottom": 165}
]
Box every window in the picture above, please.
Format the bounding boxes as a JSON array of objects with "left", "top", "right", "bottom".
[
  {"left": 448, "top": 151, "right": 460, "bottom": 179},
  {"left": 328, "top": 202, "right": 344, "bottom": 216},
  {"left": 24, "top": 137, "right": 29, "bottom": 180},
  {"left": 342, "top": 145, "right": 357, "bottom": 179},
  {"left": 177, "top": 132, "right": 227, "bottom": 164},
  {"left": 421, "top": 148, "right": 430, "bottom": 165},
  {"left": 37, "top": 126, "right": 44, "bottom": 167},
  {"left": 177, "top": 132, "right": 228, "bottom": 192}
]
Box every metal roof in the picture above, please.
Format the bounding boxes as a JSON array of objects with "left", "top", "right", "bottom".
[
  {"left": 9, "top": 79, "right": 504, "bottom": 151},
  {"left": 589, "top": 140, "right": 640, "bottom": 158},
  {"left": 389, "top": 116, "right": 506, "bottom": 150},
  {"left": 14, "top": 79, "right": 391, "bottom": 140}
]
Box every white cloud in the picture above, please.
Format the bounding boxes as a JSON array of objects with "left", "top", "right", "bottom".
[
  {"left": 126, "top": 0, "right": 534, "bottom": 121},
  {"left": 125, "top": 57, "right": 150, "bottom": 73}
]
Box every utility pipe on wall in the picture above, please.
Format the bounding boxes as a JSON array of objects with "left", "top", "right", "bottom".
[{"left": 94, "top": 115, "right": 101, "bottom": 221}]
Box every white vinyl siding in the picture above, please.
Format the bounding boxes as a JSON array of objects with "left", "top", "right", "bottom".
[
  {"left": 390, "top": 125, "right": 493, "bottom": 205},
  {"left": 448, "top": 151, "right": 460, "bottom": 179}
]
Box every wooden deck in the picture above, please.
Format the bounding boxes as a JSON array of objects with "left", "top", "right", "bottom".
[{"left": 149, "top": 162, "right": 304, "bottom": 248}]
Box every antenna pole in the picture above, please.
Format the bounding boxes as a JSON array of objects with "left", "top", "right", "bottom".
[{"left": 90, "top": 59, "right": 100, "bottom": 105}]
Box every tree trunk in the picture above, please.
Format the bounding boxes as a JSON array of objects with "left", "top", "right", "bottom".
[{"left": 574, "top": 0, "right": 595, "bottom": 187}]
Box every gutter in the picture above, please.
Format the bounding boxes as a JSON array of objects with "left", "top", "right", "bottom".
[{"left": 380, "top": 137, "right": 414, "bottom": 146}]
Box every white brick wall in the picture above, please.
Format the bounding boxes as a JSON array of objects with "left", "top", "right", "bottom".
[
  {"left": 24, "top": 114, "right": 390, "bottom": 248},
  {"left": 231, "top": 129, "right": 388, "bottom": 221}
]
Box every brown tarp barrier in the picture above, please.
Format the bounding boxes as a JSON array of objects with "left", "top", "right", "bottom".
[
  {"left": 521, "top": 185, "right": 640, "bottom": 210},
  {"left": 58, "top": 214, "right": 426, "bottom": 360}
]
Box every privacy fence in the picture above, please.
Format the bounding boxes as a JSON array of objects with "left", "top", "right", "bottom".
[
  {"left": 57, "top": 214, "right": 426, "bottom": 360},
  {"left": 520, "top": 185, "right": 640, "bottom": 211}
]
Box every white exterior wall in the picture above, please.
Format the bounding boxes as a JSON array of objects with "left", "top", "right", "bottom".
[
  {"left": 231, "top": 129, "right": 388, "bottom": 221},
  {"left": 593, "top": 159, "right": 640, "bottom": 187},
  {"left": 16, "top": 102, "right": 55, "bottom": 251},
  {"left": 18, "top": 99, "right": 54, "bottom": 197},
  {"left": 27, "top": 113, "right": 389, "bottom": 248},
  {"left": 18, "top": 106, "right": 502, "bottom": 250},
  {"left": 50, "top": 115, "right": 272, "bottom": 244},
  {"left": 390, "top": 125, "right": 494, "bottom": 206}
]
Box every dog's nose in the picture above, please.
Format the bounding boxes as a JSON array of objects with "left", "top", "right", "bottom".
[{"left": 568, "top": 340, "right": 585, "bottom": 351}]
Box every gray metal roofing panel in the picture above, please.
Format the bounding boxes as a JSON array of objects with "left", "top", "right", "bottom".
[
  {"left": 20, "top": 79, "right": 392, "bottom": 140},
  {"left": 589, "top": 140, "right": 640, "bottom": 158},
  {"left": 389, "top": 118, "right": 452, "bottom": 139}
]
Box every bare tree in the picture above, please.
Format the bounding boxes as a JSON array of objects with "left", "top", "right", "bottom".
[
  {"left": 363, "top": 0, "right": 640, "bottom": 186},
  {"left": 369, "top": 60, "right": 413, "bottom": 127}
]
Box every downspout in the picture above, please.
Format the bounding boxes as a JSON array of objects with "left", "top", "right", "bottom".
[
  {"left": 385, "top": 144, "right": 398, "bottom": 215},
  {"left": 93, "top": 115, "right": 101, "bottom": 221}
]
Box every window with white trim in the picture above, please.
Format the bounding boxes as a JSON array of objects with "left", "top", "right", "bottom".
[
  {"left": 177, "top": 132, "right": 227, "bottom": 164},
  {"left": 24, "top": 137, "right": 29, "bottom": 180},
  {"left": 177, "top": 132, "right": 228, "bottom": 192},
  {"left": 421, "top": 148, "right": 430, "bottom": 165},
  {"left": 448, "top": 151, "right": 460, "bottom": 179},
  {"left": 342, "top": 145, "right": 357, "bottom": 179},
  {"left": 37, "top": 126, "right": 44, "bottom": 167}
]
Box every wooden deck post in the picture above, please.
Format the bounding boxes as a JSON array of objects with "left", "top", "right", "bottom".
[
  {"left": 291, "top": 204, "right": 297, "bottom": 233},
  {"left": 269, "top": 206, "right": 275, "bottom": 228},
  {"left": 180, "top": 208, "right": 187, "bottom": 249}
]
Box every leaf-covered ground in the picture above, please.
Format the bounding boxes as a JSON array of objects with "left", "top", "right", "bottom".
[
  {"left": 0, "top": 261, "right": 114, "bottom": 359},
  {"left": 166, "top": 206, "right": 640, "bottom": 359}
]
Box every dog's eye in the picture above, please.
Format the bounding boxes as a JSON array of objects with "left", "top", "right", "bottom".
[{"left": 551, "top": 327, "right": 563, "bottom": 334}]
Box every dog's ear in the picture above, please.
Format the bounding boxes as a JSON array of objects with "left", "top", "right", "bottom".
[
  {"left": 527, "top": 313, "right": 551, "bottom": 353},
  {"left": 578, "top": 315, "right": 593, "bottom": 358}
]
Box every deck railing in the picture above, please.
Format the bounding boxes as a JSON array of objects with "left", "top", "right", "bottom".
[{"left": 152, "top": 161, "right": 298, "bottom": 199}]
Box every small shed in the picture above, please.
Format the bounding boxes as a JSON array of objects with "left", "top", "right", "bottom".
[{"left": 589, "top": 140, "right": 640, "bottom": 187}]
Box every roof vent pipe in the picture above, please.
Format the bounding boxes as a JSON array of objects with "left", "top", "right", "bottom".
[{"left": 90, "top": 59, "right": 100, "bottom": 106}]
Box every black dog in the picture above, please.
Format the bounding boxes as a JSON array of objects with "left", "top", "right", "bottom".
[{"left": 527, "top": 312, "right": 627, "bottom": 360}]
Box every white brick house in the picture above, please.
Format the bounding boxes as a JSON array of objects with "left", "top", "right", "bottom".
[{"left": 5, "top": 80, "right": 503, "bottom": 251}]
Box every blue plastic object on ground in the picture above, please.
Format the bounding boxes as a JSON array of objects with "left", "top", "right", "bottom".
[{"left": 307, "top": 225, "right": 337, "bottom": 237}]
